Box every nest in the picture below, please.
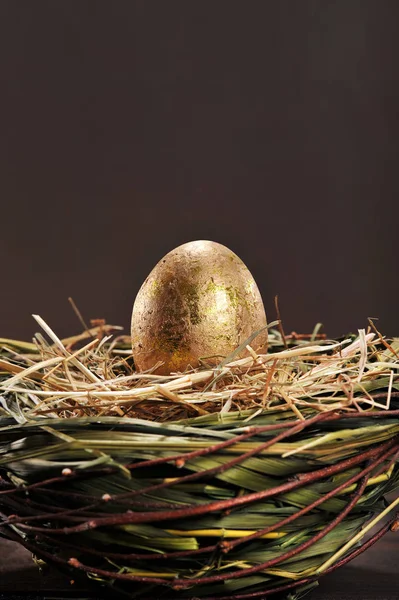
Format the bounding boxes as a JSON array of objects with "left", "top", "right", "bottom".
[{"left": 0, "top": 315, "right": 398, "bottom": 599}]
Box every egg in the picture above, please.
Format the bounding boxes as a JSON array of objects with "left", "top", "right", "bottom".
[{"left": 131, "top": 240, "right": 267, "bottom": 374}]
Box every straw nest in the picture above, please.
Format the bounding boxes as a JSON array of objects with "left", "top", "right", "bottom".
[{"left": 0, "top": 315, "right": 398, "bottom": 599}]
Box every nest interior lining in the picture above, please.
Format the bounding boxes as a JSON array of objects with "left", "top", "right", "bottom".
[{"left": 0, "top": 315, "right": 398, "bottom": 422}]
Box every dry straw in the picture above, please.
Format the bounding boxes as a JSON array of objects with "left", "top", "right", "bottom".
[{"left": 0, "top": 315, "right": 398, "bottom": 599}]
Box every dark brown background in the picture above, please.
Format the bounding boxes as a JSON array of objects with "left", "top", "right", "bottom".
[{"left": 1, "top": 1, "right": 398, "bottom": 341}]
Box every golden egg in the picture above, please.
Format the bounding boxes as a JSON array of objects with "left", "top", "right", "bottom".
[{"left": 131, "top": 240, "right": 267, "bottom": 374}]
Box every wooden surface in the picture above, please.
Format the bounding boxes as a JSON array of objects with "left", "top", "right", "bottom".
[{"left": 0, "top": 531, "right": 398, "bottom": 599}]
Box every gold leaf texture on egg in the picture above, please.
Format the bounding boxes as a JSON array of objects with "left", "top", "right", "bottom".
[{"left": 131, "top": 240, "right": 267, "bottom": 374}]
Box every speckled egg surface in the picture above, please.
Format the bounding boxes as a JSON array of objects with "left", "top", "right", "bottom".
[{"left": 131, "top": 240, "right": 267, "bottom": 374}]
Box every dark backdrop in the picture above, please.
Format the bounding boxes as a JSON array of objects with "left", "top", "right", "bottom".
[{"left": 1, "top": 1, "right": 398, "bottom": 341}]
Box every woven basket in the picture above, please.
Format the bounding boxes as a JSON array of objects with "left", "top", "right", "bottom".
[{"left": 1, "top": 406, "right": 398, "bottom": 599}]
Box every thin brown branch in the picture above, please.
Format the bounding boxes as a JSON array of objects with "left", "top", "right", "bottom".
[{"left": 17, "top": 437, "right": 399, "bottom": 536}]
